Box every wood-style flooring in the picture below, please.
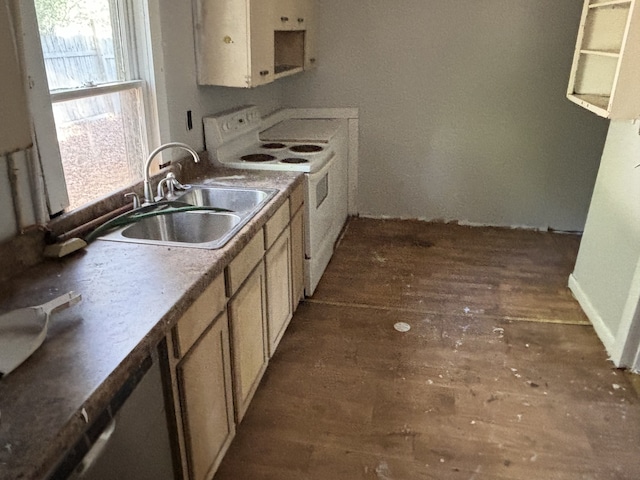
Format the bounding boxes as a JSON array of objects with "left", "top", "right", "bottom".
[{"left": 214, "top": 218, "right": 640, "bottom": 480}]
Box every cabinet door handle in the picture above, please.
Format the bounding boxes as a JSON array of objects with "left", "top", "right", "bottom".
[
  {"left": 281, "top": 16, "right": 289, "bottom": 22},
  {"left": 297, "top": 18, "right": 304, "bottom": 23},
  {"left": 260, "top": 70, "right": 270, "bottom": 76}
]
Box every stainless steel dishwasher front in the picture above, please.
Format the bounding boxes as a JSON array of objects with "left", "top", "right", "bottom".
[{"left": 64, "top": 354, "right": 175, "bottom": 480}]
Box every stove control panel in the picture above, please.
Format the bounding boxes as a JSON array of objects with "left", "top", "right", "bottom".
[{"left": 204, "top": 105, "right": 262, "bottom": 150}]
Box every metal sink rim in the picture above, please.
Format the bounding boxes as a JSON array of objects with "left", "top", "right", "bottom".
[
  {"left": 96, "top": 185, "right": 278, "bottom": 249},
  {"left": 173, "top": 185, "right": 278, "bottom": 212}
]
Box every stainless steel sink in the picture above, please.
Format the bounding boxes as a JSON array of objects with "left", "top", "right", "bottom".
[
  {"left": 174, "top": 186, "right": 275, "bottom": 212},
  {"left": 120, "top": 211, "right": 241, "bottom": 247},
  {"left": 96, "top": 186, "right": 277, "bottom": 249}
]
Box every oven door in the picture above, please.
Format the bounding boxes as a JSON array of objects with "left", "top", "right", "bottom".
[{"left": 305, "top": 153, "right": 337, "bottom": 295}]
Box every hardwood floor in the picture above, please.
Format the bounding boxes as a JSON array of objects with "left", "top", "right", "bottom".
[{"left": 214, "top": 218, "right": 640, "bottom": 480}]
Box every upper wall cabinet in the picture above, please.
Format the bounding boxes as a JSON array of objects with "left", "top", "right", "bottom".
[
  {"left": 567, "top": 0, "right": 640, "bottom": 119},
  {"left": 193, "top": 0, "right": 274, "bottom": 87},
  {"left": 193, "top": 0, "right": 316, "bottom": 88}
]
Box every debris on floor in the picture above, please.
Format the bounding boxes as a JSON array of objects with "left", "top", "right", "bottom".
[{"left": 394, "top": 322, "right": 411, "bottom": 332}]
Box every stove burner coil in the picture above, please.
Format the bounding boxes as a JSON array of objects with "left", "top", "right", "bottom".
[
  {"left": 241, "top": 153, "right": 276, "bottom": 162},
  {"left": 281, "top": 158, "right": 309, "bottom": 164},
  {"left": 290, "top": 144, "right": 323, "bottom": 153},
  {"left": 261, "top": 142, "right": 287, "bottom": 149}
]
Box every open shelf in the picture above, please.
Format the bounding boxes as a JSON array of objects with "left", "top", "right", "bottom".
[
  {"left": 582, "top": 3, "right": 630, "bottom": 51},
  {"left": 567, "top": 0, "right": 640, "bottom": 119},
  {"left": 580, "top": 49, "right": 621, "bottom": 57},
  {"left": 273, "top": 65, "right": 304, "bottom": 79},
  {"left": 567, "top": 93, "right": 611, "bottom": 115},
  {"left": 573, "top": 53, "right": 618, "bottom": 95},
  {"left": 274, "top": 30, "right": 305, "bottom": 79},
  {"left": 589, "top": 0, "right": 632, "bottom": 8}
]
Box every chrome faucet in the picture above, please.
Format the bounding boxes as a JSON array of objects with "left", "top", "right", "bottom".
[{"left": 143, "top": 142, "right": 200, "bottom": 204}]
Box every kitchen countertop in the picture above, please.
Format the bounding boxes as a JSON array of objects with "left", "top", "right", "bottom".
[{"left": 0, "top": 169, "right": 303, "bottom": 480}]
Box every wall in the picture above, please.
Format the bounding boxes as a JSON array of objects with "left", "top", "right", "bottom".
[
  {"left": 281, "top": 0, "right": 609, "bottom": 231},
  {"left": 0, "top": 1, "right": 613, "bottom": 238},
  {"left": 570, "top": 120, "right": 640, "bottom": 368}
]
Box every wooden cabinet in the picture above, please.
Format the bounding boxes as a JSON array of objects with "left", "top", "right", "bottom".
[
  {"left": 290, "top": 209, "right": 305, "bottom": 308},
  {"left": 567, "top": 0, "right": 640, "bottom": 119},
  {"left": 176, "top": 313, "right": 233, "bottom": 480},
  {"left": 274, "top": 0, "right": 315, "bottom": 76},
  {"left": 228, "top": 260, "right": 268, "bottom": 421},
  {"left": 249, "top": 1, "right": 276, "bottom": 86},
  {"left": 163, "top": 186, "right": 306, "bottom": 478},
  {"left": 165, "top": 275, "right": 234, "bottom": 480},
  {"left": 302, "top": 0, "right": 317, "bottom": 69},
  {"left": 193, "top": 0, "right": 315, "bottom": 87},
  {"left": 266, "top": 225, "right": 293, "bottom": 356},
  {"left": 290, "top": 184, "right": 305, "bottom": 308},
  {"left": 274, "top": 0, "right": 307, "bottom": 30},
  {"left": 264, "top": 201, "right": 295, "bottom": 356},
  {"left": 193, "top": 0, "right": 274, "bottom": 87},
  {"left": 226, "top": 231, "right": 268, "bottom": 421}
]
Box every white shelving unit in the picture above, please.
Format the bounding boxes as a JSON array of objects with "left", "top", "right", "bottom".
[{"left": 567, "top": 0, "right": 640, "bottom": 119}]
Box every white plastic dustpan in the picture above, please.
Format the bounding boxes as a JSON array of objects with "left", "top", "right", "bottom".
[{"left": 0, "top": 291, "right": 82, "bottom": 378}]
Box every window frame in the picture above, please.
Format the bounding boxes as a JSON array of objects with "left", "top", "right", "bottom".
[
  {"left": 14, "top": 0, "right": 159, "bottom": 217},
  {"left": 50, "top": 80, "right": 144, "bottom": 103}
]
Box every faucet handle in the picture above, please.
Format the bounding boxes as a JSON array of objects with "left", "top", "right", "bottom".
[
  {"left": 156, "top": 172, "right": 190, "bottom": 201},
  {"left": 166, "top": 172, "right": 190, "bottom": 192},
  {"left": 124, "top": 192, "right": 140, "bottom": 209},
  {"left": 156, "top": 177, "right": 170, "bottom": 202}
]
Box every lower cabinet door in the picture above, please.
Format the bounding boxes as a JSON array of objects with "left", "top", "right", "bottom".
[
  {"left": 266, "top": 228, "right": 293, "bottom": 356},
  {"left": 290, "top": 207, "right": 305, "bottom": 309},
  {"left": 228, "top": 261, "right": 268, "bottom": 422},
  {"left": 177, "top": 311, "right": 235, "bottom": 480}
]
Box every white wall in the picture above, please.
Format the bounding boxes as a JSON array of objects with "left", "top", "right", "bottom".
[
  {"left": 570, "top": 120, "right": 640, "bottom": 368},
  {"left": 281, "top": 0, "right": 609, "bottom": 231}
]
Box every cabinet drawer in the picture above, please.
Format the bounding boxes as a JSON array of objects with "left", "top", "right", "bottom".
[
  {"left": 226, "top": 232, "right": 265, "bottom": 296},
  {"left": 289, "top": 182, "right": 304, "bottom": 214},
  {"left": 264, "top": 201, "right": 290, "bottom": 249},
  {"left": 174, "top": 274, "right": 226, "bottom": 358}
]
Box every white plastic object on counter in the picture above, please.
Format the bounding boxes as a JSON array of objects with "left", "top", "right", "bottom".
[{"left": 0, "top": 291, "right": 82, "bottom": 377}]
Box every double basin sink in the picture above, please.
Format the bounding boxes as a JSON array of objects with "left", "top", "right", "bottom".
[{"left": 98, "top": 186, "right": 277, "bottom": 249}]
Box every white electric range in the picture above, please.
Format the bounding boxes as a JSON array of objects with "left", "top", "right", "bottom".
[{"left": 204, "top": 106, "right": 348, "bottom": 295}]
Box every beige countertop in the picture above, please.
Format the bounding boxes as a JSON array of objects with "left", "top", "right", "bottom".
[{"left": 0, "top": 169, "right": 303, "bottom": 480}]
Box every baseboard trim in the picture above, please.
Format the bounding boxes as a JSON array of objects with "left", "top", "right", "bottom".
[{"left": 568, "top": 274, "right": 619, "bottom": 364}]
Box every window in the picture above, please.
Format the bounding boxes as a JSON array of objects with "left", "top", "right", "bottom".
[{"left": 33, "top": 0, "right": 152, "bottom": 211}]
